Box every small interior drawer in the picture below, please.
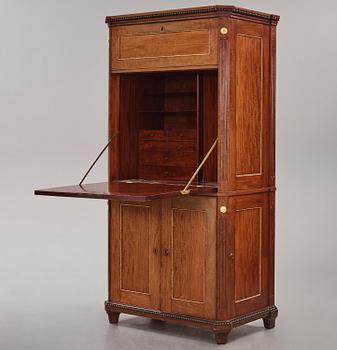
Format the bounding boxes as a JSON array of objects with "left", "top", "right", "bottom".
[
  {"left": 139, "top": 129, "right": 197, "bottom": 143},
  {"left": 139, "top": 130, "right": 167, "bottom": 141},
  {"left": 139, "top": 165, "right": 194, "bottom": 181},
  {"left": 139, "top": 140, "right": 197, "bottom": 153},
  {"left": 167, "top": 130, "right": 197, "bottom": 142},
  {"left": 110, "top": 19, "right": 218, "bottom": 71},
  {"left": 139, "top": 149, "right": 198, "bottom": 167}
]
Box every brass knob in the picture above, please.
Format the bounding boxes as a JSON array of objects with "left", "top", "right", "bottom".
[
  {"left": 220, "top": 206, "right": 227, "bottom": 213},
  {"left": 220, "top": 27, "right": 228, "bottom": 35}
]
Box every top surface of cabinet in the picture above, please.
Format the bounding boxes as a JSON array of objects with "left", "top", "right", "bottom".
[{"left": 105, "top": 5, "right": 280, "bottom": 26}]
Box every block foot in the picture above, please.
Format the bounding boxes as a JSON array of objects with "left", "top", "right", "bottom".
[
  {"left": 214, "top": 331, "right": 230, "bottom": 344},
  {"left": 107, "top": 311, "right": 120, "bottom": 324}
]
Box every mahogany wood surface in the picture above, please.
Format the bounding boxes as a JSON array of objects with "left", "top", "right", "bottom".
[
  {"left": 113, "top": 71, "right": 218, "bottom": 182},
  {"left": 109, "top": 19, "right": 218, "bottom": 72},
  {"left": 161, "top": 197, "right": 216, "bottom": 319},
  {"left": 35, "top": 181, "right": 216, "bottom": 202},
  {"left": 227, "top": 19, "right": 272, "bottom": 191},
  {"left": 109, "top": 200, "right": 161, "bottom": 309}
]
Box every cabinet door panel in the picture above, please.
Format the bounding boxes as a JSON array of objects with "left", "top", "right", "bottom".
[
  {"left": 109, "top": 200, "right": 161, "bottom": 309},
  {"left": 161, "top": 196, "right": 216, "bottom": 319},
  {"left": 225, "top": 193, "right": 270, "bottom": 317}
]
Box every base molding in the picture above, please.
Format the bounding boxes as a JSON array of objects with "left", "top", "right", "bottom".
[{"left": 105, "top": 301, "right": 278, "bottom": 343}]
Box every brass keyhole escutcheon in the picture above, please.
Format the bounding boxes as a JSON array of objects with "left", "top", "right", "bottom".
[
  {"left": 220, "top": 27, "right": 228, "bottom": 35},
  {"left": 220, "top": 206, "right": 227, "bottom": 214}
]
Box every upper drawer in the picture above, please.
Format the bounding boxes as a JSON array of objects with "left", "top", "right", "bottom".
[{"left": 110, "top": 19, "right": 218, "bottom": 72}]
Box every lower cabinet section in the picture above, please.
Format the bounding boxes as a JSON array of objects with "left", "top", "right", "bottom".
[
  {"left": 108, "top": 192, "right": 275, "bottom": 327},
  {"left": 109, "top": 196, "right": 216, "bottom": 319}
]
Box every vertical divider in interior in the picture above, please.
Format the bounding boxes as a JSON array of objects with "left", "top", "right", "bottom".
[
  {"left": 119, "top": 74, "right": 138, "bottom": 180},
  {"left": 202, "top": 71, "right": 218, "bottom": 183}
]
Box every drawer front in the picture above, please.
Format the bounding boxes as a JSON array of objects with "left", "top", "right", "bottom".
[
  {"left": 167, "top": 129, "right": 197, "bottom": 142},
  {"left": 140, "top": 149, "right": 198, "bottom": 167},
  {"left": 139, "top": 130, "right": 167, "bottom": 142},
  {"left": 110, "top": 19, "right": 217, "bottom": 71},
  {"left": 139, "top": 130, "right": 197, "bottom": 143},
  {"left": 139, "top": 140, "right": 197, "bottom": 153},
  {"left": 139, "top": 165, "right": 194, "bottom": 181}
]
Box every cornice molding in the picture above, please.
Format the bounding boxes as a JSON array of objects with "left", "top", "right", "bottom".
[{"left": 105, "top": 5, "right": 280, "bottom": 27}]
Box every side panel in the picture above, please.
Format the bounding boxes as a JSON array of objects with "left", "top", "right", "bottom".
[
  {"left": 220, "top": 193, "right": 270, "bottom": 317},
  {"left": 109, "top": 200, "right": 161, "bottom": 309},
  {"left": 161, "top": 196, "right": 216, "bottom": 319},
  {"left": 228, "top": 19, "right": 271, "bottom": 190}
]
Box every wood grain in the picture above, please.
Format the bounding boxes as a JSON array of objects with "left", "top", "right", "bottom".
[
  {"left": 34, "top": 181, "right": 216, "bottom": 202},
  {"left": 161, "top": 196, "right": 216, "bottom": 319},
  {"left": 109, "top": 200, "right": 161, "bottom": 309},
  {"left": 120, "top": 204, "right": 150, "bottom": 293},
  {"left": 110, "top": 19, "right": 218, "bottom": 72},
  {"left": 235, "top": 34, "right": 262, "bottom": 177},
  {"left": 119, "top": 29, "right": 210, "bottom": 59},
  {"left": 172, "top": 208, "right": 206, "bottom": 302},
  {"left": 234, "top": 207, "right": 261, "bottom": 302},
  {"left": 222, "top": 193, "right": 270, "bottom": 316}
]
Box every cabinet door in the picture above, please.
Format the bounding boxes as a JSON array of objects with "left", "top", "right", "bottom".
[
  {"left": 109, "top": 200, "right": 161, "bottom": 309},
  {"left": 224, "top": 193, "right": 270, "bottom": 317},
  {"left": 161, "top": 196, "right": 216, "bottom": 319}
]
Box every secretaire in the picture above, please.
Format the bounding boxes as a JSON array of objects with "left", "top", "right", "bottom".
[{"left": 35, "top": 5, "right": 280, "bottom": 344}]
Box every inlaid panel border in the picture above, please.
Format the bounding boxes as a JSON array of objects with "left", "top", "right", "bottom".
[
  {"left": 170, "top": 207, "right": 207, "bottom": 304},
  {"left": 234, "top": 206, "right": 262, "bottom": 303},
  {"left": 235, "top": 33, "right": 264, "bottom": 178},
  {"left": 117, "top": 29, "right": 211, "bottom": 61},
  {"left": 119, "top": 203, "right": 151, "bottom": 295}
]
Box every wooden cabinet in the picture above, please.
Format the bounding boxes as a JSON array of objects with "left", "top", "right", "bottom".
[{"left": 35, "top": 5, "right": 280, "bottom": 345}]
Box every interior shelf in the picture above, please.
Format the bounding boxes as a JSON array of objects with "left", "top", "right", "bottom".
[{"left": 35, "top": 180, "right": 217, "bottom": 202}]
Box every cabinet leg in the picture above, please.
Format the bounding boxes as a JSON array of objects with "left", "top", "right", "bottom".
[
  {"left": 263, "top": 316, "right": 276, "bottom": 329},
  {"left": 263, "top": 307, "right": 278, "bottom": 329},
  {"left": 108, "top": 312, "right": 120, "bottom": 324},
  {"left": 214, "top": 331, "right": 230, "bottom": 344}
]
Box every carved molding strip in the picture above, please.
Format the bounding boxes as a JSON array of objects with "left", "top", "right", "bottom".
[
  {"left": 106, "top": 6, "right": 280, "bottom": 27},
  {"left": 105, "top": 301, "right": 278, "bottom": 329}
]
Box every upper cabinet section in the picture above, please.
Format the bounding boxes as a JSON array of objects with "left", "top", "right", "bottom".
[
  {"left": 109, "top": 19, "right": 218, "bottom": 72},
  {"left": 106, "top": 5, "right": 279, "bottom": 73}
]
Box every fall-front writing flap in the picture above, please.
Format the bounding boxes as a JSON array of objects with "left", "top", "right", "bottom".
[{"left": 34, "top": 180, "right": 216, "bottom": 202}]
